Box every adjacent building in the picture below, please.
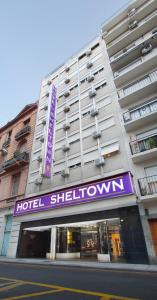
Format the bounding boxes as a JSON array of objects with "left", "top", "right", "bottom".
[
  {"left": 0, "top": 103, "right": 37, "bottom": 257},
  {"left": 102, "top": 0, "right": 157, "bottom": 263}
]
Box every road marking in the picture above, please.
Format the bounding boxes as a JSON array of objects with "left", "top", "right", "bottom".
[
  {"left": 0, "top": 282, "right": 24, "bottom": 292},
  {"left": 0, "top": 277, "right": 138, "bottom": 300},
  {"left": 0, "top": 261, "right": 156, "bottom": 277},
  {"left": 2, "top": 288, "right": 64, "bottom": 300}
]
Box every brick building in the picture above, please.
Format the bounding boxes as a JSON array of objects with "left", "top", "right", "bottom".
[{"left": 0, "top": 103, "right": 37, "bottom": 257}]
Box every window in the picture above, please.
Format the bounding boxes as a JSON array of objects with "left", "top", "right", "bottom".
[
  {"left": 11, "top": 173, "right": 20, "bottom": 196},
  {"left": 91, "top": 43, "right": 99, "bottom": 51},
  {"left": 6, "top": 130, "right": 12, "bottom": 142},
  {"left": 79, "top": 53, "right": 86, "bottom": 60},
  {"left": 23, "top": 118, "right": 30, "bottom": 126},
  {"left": 95, "top": 82, "right": 107, "bottom": 91}
]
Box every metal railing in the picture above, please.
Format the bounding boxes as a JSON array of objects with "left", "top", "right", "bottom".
[
  {"left": 130, "top": 134, "right": 157, "bottom": 155},
  {"left": 138, "top": 175, "right": 157, "bottom": 196},
  {"left": 15, "top": 125, "right": 31, "bottom": 141},
  {"left": 118, "top": 70, "right": 157, "bottom": 98},
  {"left": 123, "top": 99, "right": 157, "bottom": 123}
]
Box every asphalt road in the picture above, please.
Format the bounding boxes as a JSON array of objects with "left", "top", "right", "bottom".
[{"left": 0, "top": 262, "right": 157, "bottom": 300}]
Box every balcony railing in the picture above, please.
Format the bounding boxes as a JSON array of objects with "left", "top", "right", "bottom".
[
  {"left": 130, "top": 134, "right": 157, "bottom": 155},
  {"left": 2, "top": 138, "right": 11, "bottom": 149},
  {"left": 138, "top": 175, "right": 157, "bottom": 196},
  {"left": 15, "top": 125, "right": 31, "bottom": 141},
  {"left": 118, "top": 70, "right": 157, "bottom": 98},
  {"left": 123, "top": 99, "right": 157, "bottom": 123},
  {"left": 2, "top": 151, "right": 29, "bottom": 171},
  {"left": 107, "top": 9, "right": 157, "bottom": 48}
]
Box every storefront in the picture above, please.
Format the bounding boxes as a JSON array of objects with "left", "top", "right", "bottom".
[{"left": 14, "top": 172, "right": 148, "bottom": 264}]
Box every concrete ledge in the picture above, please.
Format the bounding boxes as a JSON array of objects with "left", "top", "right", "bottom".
[
  {"left": 0, "top": 256, "right": 157, "bottom": 273},
  {"left": 56, "top": 253, "right": 80, "bottom": 259}
]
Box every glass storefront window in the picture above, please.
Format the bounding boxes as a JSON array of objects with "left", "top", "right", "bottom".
[{"left": 56, "top": 218, "right": 125, "bottom": 261}]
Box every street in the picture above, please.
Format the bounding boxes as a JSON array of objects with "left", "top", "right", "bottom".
[{"left": 0, "top": 262, "right": 157, "bottom": 299}]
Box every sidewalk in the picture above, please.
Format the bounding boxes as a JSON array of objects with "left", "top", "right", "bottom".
[{"left": 0, "top": 256, "right": 157, "bottom": 272}]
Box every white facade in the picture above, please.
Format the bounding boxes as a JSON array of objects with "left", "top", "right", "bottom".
[
  {"left": 102, "top": 0, "right": 157, "bottom": 262},
  {"left": 8, "top": 0, "right": 157, "bottom": 263}
]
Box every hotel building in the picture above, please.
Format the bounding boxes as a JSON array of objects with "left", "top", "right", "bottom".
[{"left": 10, "top": 0, "right": 157, "bottom": 264}]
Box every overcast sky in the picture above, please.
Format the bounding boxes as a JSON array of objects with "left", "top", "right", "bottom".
[{"left": 0, "top": 0, "right": 129, "bottom": 127}]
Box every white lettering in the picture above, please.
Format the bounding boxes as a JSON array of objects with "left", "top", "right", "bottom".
[
  {"left": 51, "top": 195, "right": 57, "bottom": 205},
  {"left": 33, "top": 200, "right": 39, "bottom": 208},
  {"left": 57, "top": 193, "right": 65, "bottom": 203},
  {"left": 87, "top": 186, "right": 97, "bottom": 197},
  {"left": 65, "top": 191, "right": 72, "bottom": 201},
  {"left": 73, "top": 190, "right": 81, "bottom": 200},
  {"left": 112, "top": 179, "right": 124, "bottom": 191},
  {"left": 39, "top": 199, "right": 44, "bottom": 207},
  {"left": 23, "top": 202, "right": 28, "bottom": 210},
  {"left": 78, "top": 187, "right": 87, "bottom": 198},
  {"left": 96, "top": 182, "right": 111, "bottom": 194},
  {"left": 17, "top": 203, "right": 23, "bottom": 212}
]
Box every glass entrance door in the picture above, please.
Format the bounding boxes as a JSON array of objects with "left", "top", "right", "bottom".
[{"left": 81, "top": 226, "right": 99, "bottom": 259}]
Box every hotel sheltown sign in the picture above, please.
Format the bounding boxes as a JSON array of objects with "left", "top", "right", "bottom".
[{"left": 14, "top": 172, "right": 134, "bottom": 216}]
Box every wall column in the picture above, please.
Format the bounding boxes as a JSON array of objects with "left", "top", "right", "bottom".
[
  {"left": 138, "top": 202, "right": 157, "bottom": 264},
  {"left": 49, "top": 226, "right": 56, "bottom": 260}
]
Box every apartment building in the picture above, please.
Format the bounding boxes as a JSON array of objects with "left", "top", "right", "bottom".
[
  {"left": 102, "top": 0, "right": 157, "bottom": 263},
  {"left": 11, "top": 34, "right": 148, "bottom": 264},
  {"left": 0, "top": 103, "right": 37, "bottom": 257}
]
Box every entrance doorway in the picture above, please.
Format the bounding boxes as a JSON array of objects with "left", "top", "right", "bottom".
[
  {"left": 19, "top": 229, "right": 51, "bottom": 258},
  {"left": 149, "top": 219, "right": 157, "bottom": 256}
]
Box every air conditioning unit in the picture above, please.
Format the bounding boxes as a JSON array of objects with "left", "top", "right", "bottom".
[
  {"left": 64, "top": 90, "right": 70, "bottom": 98},
  {"left": 114, "top": 71, "right": 119, "bottom": 78},
  {"left": 86, "top": 62, "right": 93, "bottom": 69},
  {"left": 64, "top": 105, "right": 70, "bottom": 113},
  {"left": 45, "top": 92, "right": 49, "bottom": 97},
  {"left": 63, "top": 122, "right": 70, "bottom": 131},
  {"left": 47, "top": 80, "right": 51, "bottom": 85},
  {"left": 92, "top": 130, "right": 101, "bottom": 139},
  {"left": 64, "top": 78, "right": 70, "bottom": 84},
  {"left": 40, "top": 136, "right": 44, "bottom": 143},
  {"left": 129, "top": 20, "right": 138, "bottom": 30},
  {"left": 90, "top": 108, "right": 99, "bottom": 117},
  {"left": 128, "top": 8, "right": 136, "bottom": 17},
  {"left": 42, "top": 119, "right": 46, "bottom": 125},
  {"left": 37, "top": 156, "right": 42, "bottom": 162},
  {"left": 65, "top": 66, "right": 70, "bottom": 72},
  {"left": 0, "top": 148, "right": 8, "bottom": 155},
  {"left": 61, "top": 168, "right": 69, "bottom": 177},
  {"left": 62, "top": 143, "right": 70, "bottom": 152},
  {"left": 95, "top": 157, "right": 105, "bottom": 167},
  {"left": 44, "top": 104, "right": 48, "bottom": 111},
  {"left": 87, "top": 75, "right": 94, "bottom": 83},
  {"left": 35, "top": 177, "right": 43, "bottom": 185},
  {"left": 141, "top": 43, "right": 153, "bottom": 55},
  {"left": 86, "top": 49, "right": 92, "bottom": 57},
  {"left": 89, "top": 89, "right": 97, "bottom": 98},
  {"left": 123, "top": 111, "right": 131, "bottom": 122}
]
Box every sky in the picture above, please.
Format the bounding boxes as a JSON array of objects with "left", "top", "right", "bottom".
[{"left": 0, "top": 0, "right": 129, "bottom": 127}]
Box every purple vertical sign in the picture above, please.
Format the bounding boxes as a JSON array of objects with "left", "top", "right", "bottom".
[{"left": 43, "top": 85, "right": 57, "bottom": 177}]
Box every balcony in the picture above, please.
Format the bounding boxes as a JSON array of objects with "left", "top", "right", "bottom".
[
  {"left": 118, "top": 69, "right": 157, "bottom": 107},
  {"left": 102, "top": 0, "right": 156, "bottom": 45},
  {"left": 130, "top": 134, "right": 157, "bottom": 163},
  {"left": 2, "top": 138, "right": 11, "bottom": 149},
  {"left": 138, "top": 175, "right": 157, "bottom": 201},
  {"left": 106, "top": 10, "right": 157, "bottom": 56},
  {"left": 114, "top": 47, "right": 157, "bottom": 87},
  {"left": 15, "top": 125, "right": 31, "bottom": 141},
  {"left": 2, "top": 151, "right": 29, "bottom": 172},
  {"left": 123, "top": 99, "right": 157, "bottom": 131},
  {"left": 110, "top": 28, "right": 157, "bottom": 67}
]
